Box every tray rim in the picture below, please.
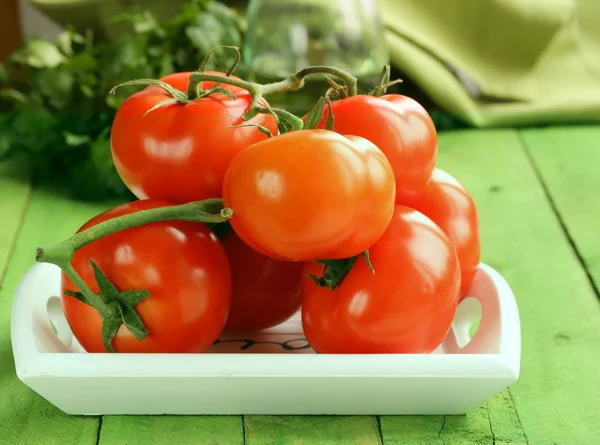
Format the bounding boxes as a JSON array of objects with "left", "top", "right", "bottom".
[{"left": 12, "top": 262, "right": 521, "bottom": 381}]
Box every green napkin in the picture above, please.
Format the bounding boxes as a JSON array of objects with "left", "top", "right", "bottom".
[{"left": 379, "top": 0, "right": 600, "bottom": 127}]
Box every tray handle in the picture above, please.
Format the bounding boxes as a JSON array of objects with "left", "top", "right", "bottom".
[
  {"left": 11, "top": 262, "right": 81, "bottom": 361},
  {"left": 443, "top": 264, "right": 520, "bottom": 360}
]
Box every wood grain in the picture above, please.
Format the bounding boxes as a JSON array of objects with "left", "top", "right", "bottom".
[
  {"left": 244, "top": 415, "right": 382, "bottom": 445},
  {"left": 0, "top": 158, "right": 31, "bottom": 282},
  {"left": 520, "top": 126, "right": 600, "bottom": 292},
  {"left": 99, "top": 415, "right": 243, "bottom": 445}
]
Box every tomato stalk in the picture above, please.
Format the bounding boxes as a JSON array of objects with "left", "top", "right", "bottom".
[
  {"left": 370, "top": 65, "right": 403, "bottom": 97},
  {"left": 187, "top": 65, "right": 358, "bottom": 127},
  {"left": 35, "top": 198, "right": 232, "bottom": 352}
]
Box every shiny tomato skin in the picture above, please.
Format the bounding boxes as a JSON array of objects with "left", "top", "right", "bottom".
[
  {"left": 301, "top": 205, "right": 461, "bottom": 354},
  {"left": 222, "top": 129, "right": 396, "bottom": 261},
  {"left": 316, "top": 94, "right": 437, "bottom": 204},
  {"left": 110, "top": 71, "right": 278, "bottom": 204},
  {"left": 222, "top": 231, "right": 303, "bottom": 332},
  {"left": 408, "top": 168, "right": 480, "bottom": 299},
  {"left": 60, "top": 199, "right": 232, "bottom": 353}
]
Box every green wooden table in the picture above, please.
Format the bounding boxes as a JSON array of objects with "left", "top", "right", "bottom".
[{"left": 1, "top": 127, "right": 599, "bottom": 445}]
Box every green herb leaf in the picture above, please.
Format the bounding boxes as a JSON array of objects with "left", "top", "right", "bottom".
[
  {"left": 0, "top": 89, "right": 28, "bottom": 105},
  {"left": 64, "top": 132, "right": 91, "bottom": 147},
  {"left": 0, "top": 63, "right": 8, "bottom": 83},
  {"left": 12, "top": 39, "right": 66, "bottom": 68},
  {"left": 56, "top": 30, "right": 85, "bottom": 56},
  {"left": 0, "top": 130, "right": 11, "bottom": 161}
]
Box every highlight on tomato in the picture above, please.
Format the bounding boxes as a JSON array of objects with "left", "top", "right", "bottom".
[
  {"left": 301, "top": 205, "right": 461, "bottom": 354},
  {"left": 110, "top": 71, "right": 278, "bottom": 204},
  {"left": 314, "top": 94, "right": 438, "bottom": 204},
  {"left": 407, "top": 168, "right": 480, "bottom": 299},
  {"left": 222, "top": 231, "right": 303, "bottom": 332},
  {"left": 60, "top": 199, "right": 232, "bottom": 353},
  {"left": 222, "top": 129, "right": 396, "bottom": 262}
]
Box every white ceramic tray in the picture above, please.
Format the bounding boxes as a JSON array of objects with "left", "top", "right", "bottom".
[{"left": 11, "top": 262, "right": 520, "bottom": 415}]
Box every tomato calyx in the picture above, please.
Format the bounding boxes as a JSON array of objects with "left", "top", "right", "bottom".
[
  {"left": 370, "top": 65, "right": 403, "bottom": 97},
  {"left": 307, "top": 251, "right": 375, "bottom": 290},
  {"left": 65, "top": 260, "right": 150, "bottom": 352},
  {"left": 304, "top": 96, "right": 335, "bottom": 131},
  {"left": 230, "top": 123, "right": 274, "bottom": 138}
]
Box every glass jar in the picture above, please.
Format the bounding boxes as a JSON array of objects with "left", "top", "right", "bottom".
[{"left": 243, "top": 0, "right": 389, "bottom": 115}]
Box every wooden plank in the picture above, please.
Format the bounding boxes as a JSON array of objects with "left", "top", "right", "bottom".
[
  {"left": 485, "top": 390, "right": 528, "bottom": 445},
  {"left": 379, "top": 415, "right": 445, "bottom": 445},
  {"left": 0, "top": 186, "right": 117, "bottom": 445},
  {"left": 98, "top": 415, "right": 243, "bottom": 445},
  {"left": 381, "top": 393, "right": 526, "bottom": 445},
  {"left": 520, "top": 126, "right": 600, "bottom": 290},
  {"left": 244, "top": 415, "right": 382, "bottom": 445},
  {"left": 381, "top": 129, "right": 600, "bottom": 444},
  {"left": 0, "top": 159, "right": 31, "bottom": 282}
]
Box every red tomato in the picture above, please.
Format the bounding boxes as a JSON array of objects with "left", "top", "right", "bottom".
[
  {"left": 315, "top": 94, "right": 437, "bottom": 204},
  {"left": 223, "top": 129, "right": 396, "bottom": 261},
  {"left": 111, "top": 71, "right": 278, "bottom": 204},
  {"left": 222, "top": 231, "right": 303, "bottom": 332},
  {"left": 301, "top": 206, "right": 460, "bottom": 354},
  {"left": 61, "top": 199, "right": 231, "bottom": 353},
  {"left": 407, "top": 168, "right": 480, "bottom": 298}
]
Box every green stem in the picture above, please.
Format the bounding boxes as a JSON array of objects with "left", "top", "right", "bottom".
[
  {"left": 371, "top": 65, "right": 403, "bottom": 97},
  {"left": 187, "top": 65, "right": 358, "bottom": 122},
  {"left": 36, "top": 198, "right": 231, "bottom": 301},
  {"left": 189, "top": 45, "right": 242, "bottom": 100},
  {"left": 37, "top": 199, "right": 230, "bottom": 264}
]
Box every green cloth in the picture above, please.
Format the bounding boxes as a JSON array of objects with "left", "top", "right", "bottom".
[{"left": 380, "top": 0, "right": 600, "bottom": 127}]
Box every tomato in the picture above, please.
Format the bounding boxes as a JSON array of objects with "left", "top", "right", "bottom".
[
  {"left": 223, "top": 129, "right": 396, "bottom": 261},
  {"left": 407, "top": 168, "right": 480, "bottom": 299},
  {"left": 315, "top": 94, "right": 437, "bottom": 204},
  {"left": 301, "top": 206, "right": 460, "bottom": 354},
  {"left": 111, "top": 71, "right": 278, "bottom": 204},
  {"left": 222, "top": 231, "right": 303, "bottom": 332},
  {"left": 61, "top": 199, "right": 231, "bottom": 353}
]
